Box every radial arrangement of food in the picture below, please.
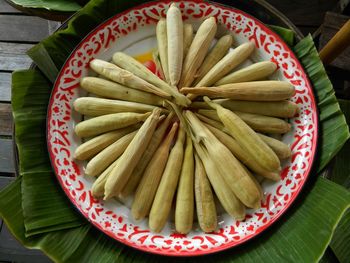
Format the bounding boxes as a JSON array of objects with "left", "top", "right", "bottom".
[{"left": 73, "top": 3, "right": 297, "bottom": 234}]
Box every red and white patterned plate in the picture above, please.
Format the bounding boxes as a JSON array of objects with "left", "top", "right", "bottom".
[{"left": 47, "top": 0, "right": 318, "bottom": 256}]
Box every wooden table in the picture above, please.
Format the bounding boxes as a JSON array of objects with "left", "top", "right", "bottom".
[
  {"left": 0, "top": 0, "right": 347, "bottom": 262},
  {"left": 0, "top": 1, "right": 60, "bottom": 261}
]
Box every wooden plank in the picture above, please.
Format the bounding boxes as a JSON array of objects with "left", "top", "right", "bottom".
[
  {"left": 323, "top": 11, "right": 349, "bottom": 29},
  {"left": 0, "top": 224, "right": 51, "bottom": 263},
  {"left": 0, "top": 15, "right": 50, "bottom": 42},
  {"left": 0, "top": 139, "right": 15, "bottom": 173},
  {"left": 266, "top": 0, "right": 339, "bottom": 27},
  {"left": 0, "top": 103, "right": 12, "bottom": 136},
  {"left": 320, "top": 12, "right": 350, "bottom": 71},
  {"left": 0, "top": 0, "right": 21, "bottom": 13},
  {"left": 48, "top": 21, "right": 61, "bottom": 35},
  {"left": 0, "top": 42, "right": 33, "bottom": 71},
  {"left": 0, "top": 178, "right": 50, "bottom": 263},
  {"left": 0, "top": 175, "right": 14, "bottom": 190},
  {"left": 0, "top": 72, "right": 11, "bottom": 102}
]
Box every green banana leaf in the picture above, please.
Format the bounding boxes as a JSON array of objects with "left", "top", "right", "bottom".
[
  {"left": 1, "top": 169, "right": 349, "bottom": 262},
  {"left": 330, "top": 99, "right": 350, "bottom": 187},
  {"left": 293, "top": 36, "right": 350, "bottom": 172},
  {"left": 8, "top": 0, "right": 87, "bottom": 12},
  {"left": 331, "top": 210, "right": 350, "bottom": 263},
  {"left": 12, "top": 70, "right": 84, "bottom": 236},
  {"left": 1, "top": 0, "right": 349, "bottom": 261},
  {"left": 269, "top": 25, "right": 295, "bottom": 46},
  {"left": 328, "top": 99, "right": 350, "bottom": 263}
]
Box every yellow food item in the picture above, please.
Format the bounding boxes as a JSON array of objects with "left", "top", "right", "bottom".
[
  {"left": 131, "top": 122, "right": 178, "bottom": 220},
  {"left": 104, "top": 109, "right": 161, "bottom": 199}
]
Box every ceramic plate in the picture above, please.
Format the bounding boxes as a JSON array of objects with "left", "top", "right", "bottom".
[{"left": 47, "top": 0, "right": 318, "bottom": 256}]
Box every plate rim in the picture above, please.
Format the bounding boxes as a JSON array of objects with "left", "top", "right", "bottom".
[{"left": 46, "top": 0, "right": 319, "bottom": 256}]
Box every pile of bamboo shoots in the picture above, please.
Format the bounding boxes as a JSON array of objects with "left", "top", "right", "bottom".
[{"left": 73, "top": 3, "right": 297, "bottom": 234}]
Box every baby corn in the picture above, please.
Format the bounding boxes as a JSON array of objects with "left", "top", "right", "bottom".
[
  {"left": 152, "top": 50, "right": 165, "bottom": 80},
  {"left": 246, "top": 170, "right": 264, "bottom": 200},
  {"left": 167, "top": 3, "right": 183, "bottom": 86},
  {"left": 89, "top": 59, "right": 169, "bottom": 98},
  {"left": 205, "top": 124, "right": 280, "bottom": 181},
  {"left": 181, "top": 81, "right": 295, "bottom": 101},
  {"left": 191, "top": 99, "right": 299, "bottom": 118},
  {"left": 85, "top": 131, "right": 137, "bottom": 177},
  {"left": 185, "top": 111, "right": 261, "bottom": 208},
  {"left": 74, "top": 126, "right": 139, "bottom": 160},
  {"left": 104, "top": 109, "right": 161, "bottom": 199},
  {"left": 183, "top": 23, "right": 194, "bottom": 58},
  {"left": 80, "top": 77, "right": 164, "bottom": 106},
  {"left": 175, "top": 134, "right": 194, "bottom": 234},
  {"left": 91, "top": 159, "right": 119, "bottom": 198},
  {"left": 215, "top": 61, "right": 277, "bottom": 85},
  {"left": 74, "top": 112, "right": 150, "bottom": 138},
  {"left": 198, "top": 109, "right": 291, "bottom": 134},
  {"left": 156, "top": 19, "right": 170, "bottom": 83},
  {"left": 112, "top": 52, "right": 190, "bottom": 106},
  {"left": 204, "top": 97, "right": 281, "bottom": 173},
  {"left": 74, "top": 97, "right": 158, "bottom": 116},
  {"left": 132, "top": 122, "right": 178, "bottom": 220},
  {"left": 197, "top": 113, "right": 291, "bottom": 162},
  {"left": 194, "top": 142, "right": 245, "bottom": 220},
  {"left": 196, "top": 113, "right": 226, "bottom": 132},
  {"left": 194, "top": 42, "right": 255, "bottom": 88},
  {"left": 179, "top": 17, "right": 217, "bottom": 87},
  {"left": 257, "top": 134, "right": 292, "bottom": 159},
  {"left": 194, "top": 35, "right": 233, "bottom": 83},
  {"left": 149, "top": 126, "right": 186, "bottom": 232},
  {"left": 194, "top": 153, "right": 217, "bottom": 232},
  {"left": 120, "top": 112, "right": 174, "bottom": 197}
]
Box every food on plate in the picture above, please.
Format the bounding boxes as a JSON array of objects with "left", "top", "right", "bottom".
[
  {"left": 183, "top": 23, "right": 194, "bottom": 58},
  {"left": 185, "top": 110, "right": 261, "bottom": 209},
  {"left": 73, "top": 97, "right": 158, "bottom": 116},
  {"left": 73, "top": 3, "right": 297, "bottom": 233},
  {"left": 120, "top": 112, "right": 175, "bottom": 198},
  {"left": 194, "top": 34, "right": 233, "bottom": 84},
  {"left": 149, "top": 126, "right": 185, "bottom": 232},
  {"left": 104, "top": 108, "right": 161, "bottom": 199},
  {"left": 73, "top": 125, "right": 139, "bottom": 160},
  {"left": 194, "top": 139, "right": 245, "bottom": 220},
  {"left": 89, "top": 59, "right": 169, "bottom": 98},
  {"left": 74, "top": 112, "right": 150, "bottom": 137},
  {"left": 204, "top": 97, "right": 281, "bottom": 173},
  {"left": 156, "top": 19, "right": 170, "bottom": 83},
  {"left": 194, "top": 42, "right": 255, "bottom": 87},
  {"left": 194, "top": 153, "right": 217, "bottom": 232},
  {"left": 112, "top": 52, "right": 190, "bottom": 106},
  {"left": 215, "top": 61, "right": 277, "bottom": 85},
  {"left": 181, "top": 80, "right": 295, "bottom": 101},
  {"left": 175, "top": 133, "right": 194, "bottom": 234},
  {"left": 131, "top": 122, "right": 178, "bottom": 220},
  {"left": 166, "top": 3, "right": 184, "bottom": 86},
  {"left": 198, "top": 109, "right": 292, "bottom": 134},
  {"left": 257, "top": 133, "right": 292, "bottom": 160},
  {"left": 80, "top": 77, "right": 164, "bottom": 106},
  {"left": 85, "top": 131, "right": 137, "bottom": 176},
  {"left": 191, "top": 99, "right": 299, "bottom": 118},
  {"left": 179, "top": 17, "right": 217, "bottom": 88},
  {"left": 91, "top": 158, "right": 119, "bottom": 198},
  {"left": 204, "top": 124, "right": 281, "bottom": 181}
]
